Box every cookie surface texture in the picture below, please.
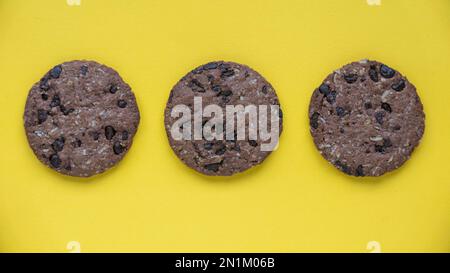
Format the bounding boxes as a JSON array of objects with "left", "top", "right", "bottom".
[
  {"left": 24, "top": 60, "right": 140, "bottom": 177},
  {"left": 309, "top": 59, "right": 425, "bottom": 177}
]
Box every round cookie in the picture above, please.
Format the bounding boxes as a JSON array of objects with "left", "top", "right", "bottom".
[
  {"left": 309, "top": 59, "right": 425, "bottom": 177},
  {"left": 24, "top": 60, "right": 140, "bottom": 177},
  {"left": 164, "top": 61, "right": 282, "bottom": 176}
]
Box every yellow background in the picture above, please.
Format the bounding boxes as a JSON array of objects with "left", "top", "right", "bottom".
[{"left": 0, "top": 0, "right": 449, "bottom": 253}]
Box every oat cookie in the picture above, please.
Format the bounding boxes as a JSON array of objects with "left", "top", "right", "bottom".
[
  {"left": 24, "top": 60, "right": 140, "bottom": 177},
  {"left": 309, "top": 59, "right": 425, "bottom": 176},
  {"left": 165, "top": 61, "right": 282, "bottom": 176}
]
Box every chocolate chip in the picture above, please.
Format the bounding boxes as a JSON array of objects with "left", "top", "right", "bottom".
[
  {"left": 37, "top": 109, "right": 48, "bottom": 124},
  {"left": 109, "top": 84, "right": 119, "bottom": 94},
  {"left": 220, "top": 67, "right": 235, "bottom": 78},
  {"left": 248, "top": 140, "right": 258, "bottom": 147},
  {"left": 375, "top": 111, "right": 385, "bottom": 125},
  {"left": 204, "top": 142, "right": 213, "bottom": 150},
  {"left": 393, "top": 125, "right": 401, "bottom": 131},
  {"left": 51, "top": 137, "right": 65, "bottom": 152},
  {"left": 122, "top": 131, "right": 129, "bottom": 141},
  {"left": 50, "top": 65, "right": 62, "bottom": 79},
  {"left": 364, "top": 102, "right": 373, "bottom": 109},
  {"left": 80, "top": 65, "right": 88, "bottom": 76},
  {"left": 392, "top": 79, "right": 405, "bottom": 91},
  {"left": 105, "top": 126, "right": 116, "bottom": 140},
  {"left": 344, "top": 73, "right": 358, "bottom": 84},
  {"left": 381, "top": 102, "right": 392, "bottom": 113},
  {"left": 355, "top": 165, "right": 364, "bottom": 176},
  {"left": 336, "top": 106, "right": 346, "bottom": 117},
  {"left": 335, "top": 160, "right": 351, "bottom": 174},
  {"left": 369, "top": 66, "right": 379, "bottom": 82},
  {"left": 113, "top": 142, "right": 125, "bottom": 155},
  {"left": 188, "top": 79, "right": 205, "bottom": 93},
  {"left": 380, "top": 64, "right": 395, "bottom": 78},
  {"left": 326, "top": 91, "right": 337, "bottom": 104},
  {"left": 319, "top": 83, "right": 330, "bottom": 96},
  {"left": 49, "top": 154, "right": 62, "bottom": 168},
  {"left": 39, "top": 77, "right": 50, "bottom": 91},
  {"left": 65, "top": 164, "right": 72, "bottom": 171},
  {"left": 310, "top": 112, "right": 320, "bottom": 129},
  {"left": 41, "top": 94, "right": 48, "bottom": 101},
  {"left": 204, "top": 162, "right": 221, "bottom": 172},
  {"left": 50, "top": 95, "right": 61, "bottom": 108},
  {"left": 117, "top": 100, "right": 127, "bottom": 108},
  {"left": 262, "top": 85, "right": 268, "bottom": 94},
  {"left": 203, "top": 62, "right": 218, "bottom": 70}
]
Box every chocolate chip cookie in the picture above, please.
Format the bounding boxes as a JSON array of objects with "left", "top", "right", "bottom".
[
  {"left": 309, "top": 59, "right": 425, "bottom": 177},
  {"left": 24, "top": 60, "right": 140, "bottom": 177},
  {"left": 165, "top": 61, "right": 282, "bottom": 176}
]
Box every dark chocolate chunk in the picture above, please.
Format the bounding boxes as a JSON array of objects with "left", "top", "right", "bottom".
[
  {"left": 49, "top": 154, "right": 62, "bottom": 168},
  {"left": 122, "top": 131, "right": 129, "bottom": 141},
  {"left": 50, "top": 95, "right": 61, "bottom": 108},
  {"left": 310, "top": 112, "right": 320, "bottom": 129},
  {"left": 335, "top": 160, "right": 351, "bottom": 174},
  {"left": 113, "top": 142, "right": 125, "bottom": 155},
  {"left": 105, "top": 126, "right": 116, "bottom": 140},
  {"left": 368, "top": 66, "right": 379, "bottom": 82},
  {"left": 37, "top": 109, "right": 48, "bottom": 124},
  {"left": 188, "top": 79, "right": 205, "bottom": 93},
  {"left": 203, "top": 62, "right": 218, "bottom": 70},
  {"left": 326, "top": 91, "right": 337, "bottom": 104},
  {"left": 309, "top": 59, "right": 425, "bottom": 177},
  {"left": 381, "top": 102, "right": 392, "bottom": 113},
  {"left": 117, "top": 100, "right": 127, "bottom": 108},
  {"left": 51, "top": 137, "right": 65, "bottom": 152},
  {"left": 392, "top": 79, "right": 406, "bottom": 91},
  {"left": 50, "top": 65, "right": 62, "bottom": 79},
  {"left": 204, "top": 163, "right": 221, "bottom": 172},
  {"left": 39, "top": 77, "right": 50, "bottom": 91},
  {"left": 109, "top": 84, "right": 119, "bottom": 94},
  {"left": 336, "top": 106, "right": 346, "bottom": 117},
  {"left": 355, "top": 165, "right": 364, "bottom": 176},
  {"left": 319, "top": 83, "right": 330, "bottom": 96},
  {"left": 344, "top": 73, "right": 358, "bottom": 84},
  {"left": 380, "top": 64, "right": 395, "bottom": 78},
  {"left": 375, "top": 111, "right": 385, "bottom": 125},
  {"left": 80, "top": 65, "right": 88, "bottom": 76}
]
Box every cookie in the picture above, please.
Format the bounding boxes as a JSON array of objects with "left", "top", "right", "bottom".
[
  {"left": 24, "top": 60, "right": 140, "bottom": 177},
  {"left": 309, "top": 59, "right": 425, "bottom": 177},
  {"left": 164, "top": 61, "right": 282, "bottom": 176}
]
